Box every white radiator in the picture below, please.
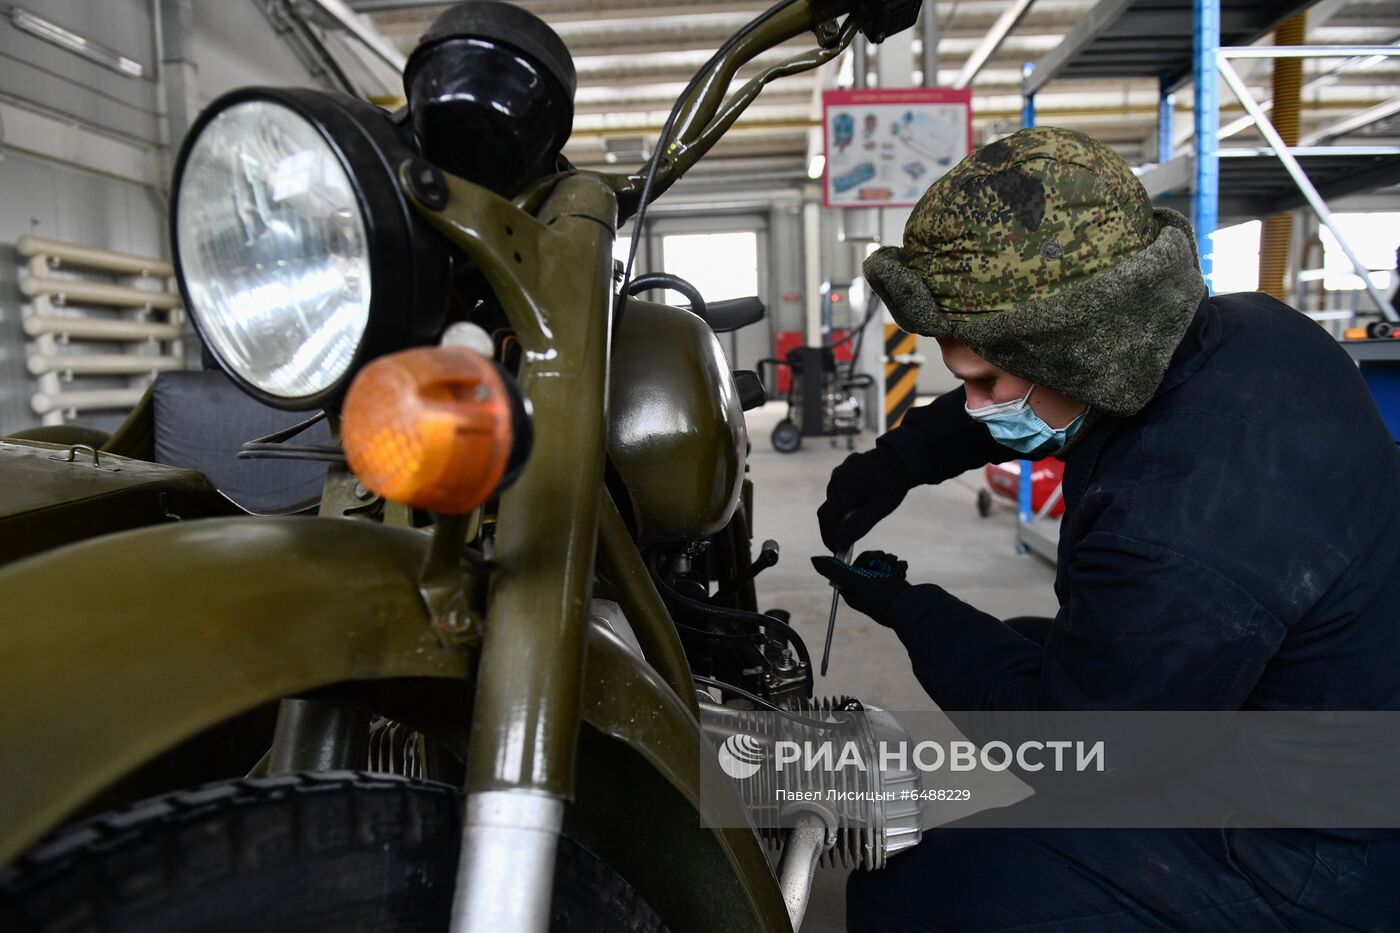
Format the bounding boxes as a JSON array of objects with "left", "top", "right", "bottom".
[{"left": 16, "top": 235, "right": 185, "bottom": 425}]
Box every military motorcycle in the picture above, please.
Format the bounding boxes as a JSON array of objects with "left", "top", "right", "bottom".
[{"left": 0, "top": 2, "right": 924, "bottom": 930}]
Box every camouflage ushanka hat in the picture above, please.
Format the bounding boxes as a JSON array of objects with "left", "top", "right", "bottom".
[{"left": 864, "top": 126, "right": 1206, "bottom": 418}]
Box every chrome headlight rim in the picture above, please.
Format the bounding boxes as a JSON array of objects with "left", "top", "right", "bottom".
[{"left": 170, "top": 86, "right": 451, "bottom": 412}]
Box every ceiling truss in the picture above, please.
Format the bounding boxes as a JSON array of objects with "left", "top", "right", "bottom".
[{"left": 341, "top": 0, "right": 1400, "bottom": 183}]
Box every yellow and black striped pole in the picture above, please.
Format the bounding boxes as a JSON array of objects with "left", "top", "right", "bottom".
[{"left": 884, "top": 324, "right": 921, "bottom": 428}]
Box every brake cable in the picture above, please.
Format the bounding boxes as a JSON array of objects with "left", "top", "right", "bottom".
[
  {"left": 620, "top": 0, "right": 804, "bottom": 298},
  {"left": 649, "top": 562, "right": 815, "bottom": 696},
  {"left": 237, "top": 411, "right": 346, "bottom": 464}
]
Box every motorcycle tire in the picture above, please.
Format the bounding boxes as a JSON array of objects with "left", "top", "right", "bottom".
[
  {"left": 770, "top": 419, "right": 801, "bottom": 453},
  {"left": 0, "top": 771, "right": 665, "bottom": 933},
  {"left": 976, "top": 488, "right": 993, "bottom": 519}
]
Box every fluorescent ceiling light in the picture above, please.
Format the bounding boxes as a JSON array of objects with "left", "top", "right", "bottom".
[
  {"left": 10, "top": 7, "right": 145, "bottom": 78},
  {"left": 807, "top": 153, "right": 826, "bottom": 180}
]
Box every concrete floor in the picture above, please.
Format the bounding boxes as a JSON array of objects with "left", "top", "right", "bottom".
[{"left": 741, "top": 400, "right": 1060, "bottom": 933}]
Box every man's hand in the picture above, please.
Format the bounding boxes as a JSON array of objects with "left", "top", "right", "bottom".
[
  {"left": 811, "top": 550, "right": 910, "bottom": 624},
  {"left": 817, "top": 447, "right": 914, "bottom": 552}
]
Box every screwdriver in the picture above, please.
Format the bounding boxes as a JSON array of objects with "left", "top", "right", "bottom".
[{"left": 820, "top": 542, "right": 853, "bottom": 677}]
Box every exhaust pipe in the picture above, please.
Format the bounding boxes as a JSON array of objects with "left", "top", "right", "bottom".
[{"left": 777, "top": 809, "right": 835, "bottom": 931}]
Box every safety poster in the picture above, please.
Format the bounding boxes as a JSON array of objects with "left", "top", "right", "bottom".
[{"left": 822, "top": 88, "right": 973, "bottom": 208}]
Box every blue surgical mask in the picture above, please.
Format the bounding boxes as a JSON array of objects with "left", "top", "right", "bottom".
[{"left": 965, "top": 386, "right": 1087, "bottom": 455}]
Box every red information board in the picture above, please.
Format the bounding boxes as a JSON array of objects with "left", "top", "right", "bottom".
[{"left": 822, "top": 87, "right": 973, "bottom": 209}]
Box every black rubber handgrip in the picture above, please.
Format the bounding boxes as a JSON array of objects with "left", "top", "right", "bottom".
[{"left": 860, "top": 0, "right": 922, "bottom": 43}]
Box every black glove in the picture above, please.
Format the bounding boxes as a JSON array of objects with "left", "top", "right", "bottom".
[
  {"left": 811, "top": 550, "right": 910, "bottom": 623},
  {"left": 816, "top": 447, "right": 913, "bottom": 552}
]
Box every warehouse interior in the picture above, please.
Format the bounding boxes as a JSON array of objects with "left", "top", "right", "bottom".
[
  {"left": 2, "top": 1, "right": 1400, "bottom": 931},
  {"left": 5, "top": 0, "right": 1398, "bottom": 435}
]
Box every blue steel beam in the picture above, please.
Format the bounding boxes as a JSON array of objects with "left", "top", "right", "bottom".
[
  {"left": 1018, "top": 463, "right": 1034, "bottom": 527},
  {"left": 1021, "top": 62, "right": 1037, "bottom": 129},
  {"left": 1158, "top": 76, "right": 1175, "bottom": 163},
  {"left": 1193, "top": 0, "right": 1220, "bottom": 287},
  {"left": 1020, "top": 60, "right": 1035, "bottom": 543}
]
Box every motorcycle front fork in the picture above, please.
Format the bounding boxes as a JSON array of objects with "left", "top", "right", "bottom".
[
  {"left": 406, "top": 170, "right": 620, "bottom": 933},
  {"left": 262, "top": 697, "right": 565, "bottom": 933},
  {"left": 266, "top": 698, "right": 368, "bottom": 772},
  {"left": 452, "top": 791, "right": 566, "bottom": 930}
]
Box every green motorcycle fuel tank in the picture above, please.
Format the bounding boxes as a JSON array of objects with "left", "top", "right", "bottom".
[{"left": 608, "top": 297, "right": 748, "bottom": 545}]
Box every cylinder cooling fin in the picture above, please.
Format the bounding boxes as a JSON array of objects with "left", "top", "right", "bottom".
[{"left": 699, "top": 696, "right": 924, "bottom": 871}]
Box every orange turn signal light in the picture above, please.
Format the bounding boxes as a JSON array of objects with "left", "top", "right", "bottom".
[{"left": 342, "top": 346, "right": 527, "bottom": 514}]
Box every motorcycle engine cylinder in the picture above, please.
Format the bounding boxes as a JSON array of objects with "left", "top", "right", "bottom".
[{"left": 700, "top": 697, "right": 924, "bottom": 871}]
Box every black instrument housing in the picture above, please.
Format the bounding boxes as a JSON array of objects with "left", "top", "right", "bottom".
[{"left": 404, "top": 2, "right": 575, "bottom": 197}]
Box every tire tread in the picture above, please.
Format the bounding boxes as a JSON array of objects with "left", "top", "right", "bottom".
[{"left": 2, "top": 771, "right": 664, "bottom": 933}]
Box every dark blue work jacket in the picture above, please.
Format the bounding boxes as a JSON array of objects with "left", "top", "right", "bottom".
[{"left": 882, "top": 291, "right": 1400, "bottom": 713}]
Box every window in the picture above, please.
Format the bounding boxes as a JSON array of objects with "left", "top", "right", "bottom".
[
  {"left": 1205, "top": 214, "right": 1400, "bottom": 298},
  {"left": 1208, "top": 220, "right": 1260, "bottom": 295},
  {"left": 660, "top": 231, "right": 759, "bottom": 305},
  {"left": 1319, "top": 213, "right": 1399, "bottom": 293}
]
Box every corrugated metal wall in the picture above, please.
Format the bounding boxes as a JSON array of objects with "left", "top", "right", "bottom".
[{"left": 0, "top": 0, "right": 331, "bottom": 434}]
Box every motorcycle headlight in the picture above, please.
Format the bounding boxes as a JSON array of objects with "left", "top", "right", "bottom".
[{"left": 171, "top": 88, "right": 450, "bottom": 411}]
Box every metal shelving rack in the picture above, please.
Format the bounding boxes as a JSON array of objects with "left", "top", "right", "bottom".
[
  {"left": 1141, "top": 147, "right": 1400, "bottom": 225},
  {"left": 1021, "top": 0, "right": 1399, "bottom": 319},
  {"left": 1020, "top": 0, "right": 1309, "bottom": 270},
  {"left": 1011, "top": 0, "right": 1400, "bottom": 561}
]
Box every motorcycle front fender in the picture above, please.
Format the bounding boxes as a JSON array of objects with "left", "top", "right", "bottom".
[
  {"left": 0, "top": 516, "right": 467, "bottom": 864},
  {"left": 0, "top": 516, "right": 788, "bottom": 932}
]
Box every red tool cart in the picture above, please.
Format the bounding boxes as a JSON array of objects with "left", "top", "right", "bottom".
[{"left": 978, "top": 458, "right": 1066, "bottom": 519}]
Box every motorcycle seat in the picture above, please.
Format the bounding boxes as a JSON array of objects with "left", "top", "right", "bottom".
[
  {"left": 151, "top": 370, "right": 332, "bottom": 514},
  {"left": 702, "top": 297, "right": 765, "bottom": 333}
]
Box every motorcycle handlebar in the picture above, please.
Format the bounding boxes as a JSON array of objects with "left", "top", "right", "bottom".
[{"left": 578, "top": 0, "right": 921, "bottom": 222}]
